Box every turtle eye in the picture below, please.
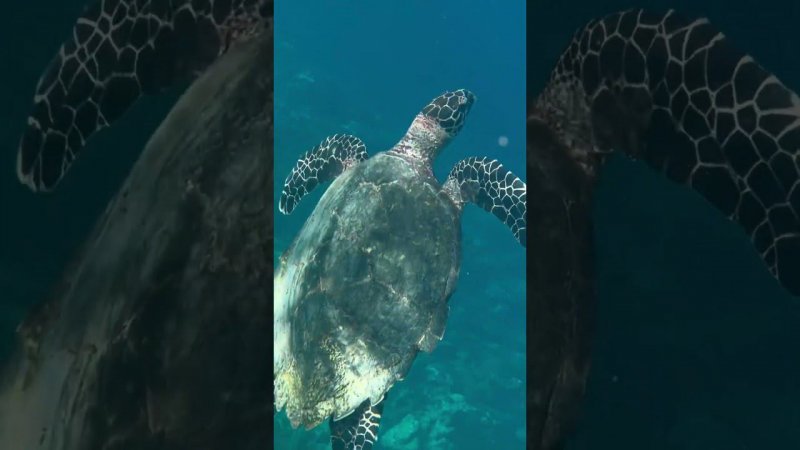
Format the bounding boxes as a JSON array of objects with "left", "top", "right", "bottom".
[{"left": 451, "top": 89, "right": 476, "bottom": 109}]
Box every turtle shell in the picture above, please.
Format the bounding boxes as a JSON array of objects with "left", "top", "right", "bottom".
[{"left": 274, "top": 152, "right": 461, "bottom": 429}]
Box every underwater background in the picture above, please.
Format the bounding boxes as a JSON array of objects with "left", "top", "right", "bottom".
[
  {"left": 273, "top": 1, "right": 527, "bottom": 449},
  {"left": 0, "top": 0, "right": 794, "bottom": 449}
]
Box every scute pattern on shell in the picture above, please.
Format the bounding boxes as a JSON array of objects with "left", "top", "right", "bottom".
[{"left": 274, "top": 153, "right": 460, "bottom": 430}]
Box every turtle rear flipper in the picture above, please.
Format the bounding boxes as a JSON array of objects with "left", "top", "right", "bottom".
[
  {"left": 279, "top": 134, "right": 368, "bottom": 214},
  {"left": 17, "top": 0, "right": 268, "bottom": 191},
  {"left": 329, "top": 398, "right": 385, "bottom": 450},
  {"left": 444, "top": 157, "right": 527, "bottom": 246}
]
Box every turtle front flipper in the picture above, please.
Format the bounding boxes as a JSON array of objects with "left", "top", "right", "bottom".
[
  {"left": 17, "top": 0, "right": 270, "bottom": 191},
  {"left": 444, "top": 157, "right": 527, "bottom": 246},
  {"left": 533, "top": 9, "right": 800, "bottom": 295},
  {"left": 279, "top": 134, "right": 368, "bottom": 214},
  {"left": 329, "top": 398, "right": 385, "bottom": 450}
]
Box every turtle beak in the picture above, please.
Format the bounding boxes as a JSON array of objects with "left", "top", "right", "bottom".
[{"left": 456, "top": 89, "right": 477, "bottom": 109}]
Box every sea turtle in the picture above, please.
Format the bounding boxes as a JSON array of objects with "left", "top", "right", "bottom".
[
  {"left": 2, "top": 1, "right": 273, "bottom": 449},
  {"left": 526, "top": 9, "right": 800, "bottom": 449},
  {"left": 273, "top": 89, "right": 526, "bottom": 449}
]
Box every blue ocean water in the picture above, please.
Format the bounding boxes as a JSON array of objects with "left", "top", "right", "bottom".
[{"left": 273, "top": 1, "right": 526, "bottom": 449}]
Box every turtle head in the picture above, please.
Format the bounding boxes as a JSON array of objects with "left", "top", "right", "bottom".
[
  {"left": 420, "top": 89, "right": 476, "bottom": 137},
  {"left": 396, "top": 89, "right": 476, "bottom": 161}
]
